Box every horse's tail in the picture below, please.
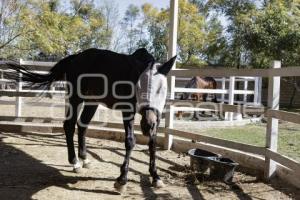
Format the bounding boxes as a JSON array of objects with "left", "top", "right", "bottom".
[{"left": 2, "top": 55, "right": 76, "bottom": 91}]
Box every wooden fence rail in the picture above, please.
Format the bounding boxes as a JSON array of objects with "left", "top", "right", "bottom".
[{"left": 169, "top": 67, "right": 300, "bottom": 77}]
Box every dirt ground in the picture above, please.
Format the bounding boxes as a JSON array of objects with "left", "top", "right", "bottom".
[{"left": 0, "top": 130, "right": 299, "bottom": 200}]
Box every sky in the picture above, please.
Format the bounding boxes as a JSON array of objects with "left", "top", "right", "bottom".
[
  {"left": 102, "top": 0, "right": 228, "bottom": 27},
  {"left": 117, "top": 0, "right": 169, "bottom": 16}
]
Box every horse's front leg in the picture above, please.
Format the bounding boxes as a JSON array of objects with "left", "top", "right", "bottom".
[
  {"left": 149, "top": 135, "right": 165, "bottom": 188},
  {"left": 114, "top": 112, "right": 135, "bottom": 193}
]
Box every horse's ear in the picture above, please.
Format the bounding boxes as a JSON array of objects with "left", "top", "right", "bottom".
[{"left": 158, "top": 55, "right": 177, "bottom": 76}]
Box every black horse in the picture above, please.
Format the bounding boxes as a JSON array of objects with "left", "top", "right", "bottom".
[{"left": 3, "top": 48, "right": 176, "bottom": 192}]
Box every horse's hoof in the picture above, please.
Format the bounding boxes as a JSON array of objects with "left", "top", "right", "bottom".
[
  {"left": 114, "top": 181, "right": 126, "bottom": 194},
  {"left": 153, "top": 179, "right": 165, "bottom": 188},
  {"left": 83, "top": 162, "right": 91, "bottom": 169},
  {"left": 82, "top": 159, "right": 91, "bottom": 169},
  {"left": 73, "top": 161, "right": 82, "bottom": 173},
  {"left": 73, "top": 166, "right": 82, "bottom": 173}
]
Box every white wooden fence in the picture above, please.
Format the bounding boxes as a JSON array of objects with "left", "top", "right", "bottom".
[
  {"left": 175, "top": 76, "right": 262, "bottom": 121},
  {"left": 0, "top": 60, "right": 300, "bottom": 181},
  {"left": 164, "top": 61, "right": 300, "bottom": 180},
  {"left": 176, "top": 76, "right": 262, "bottom": 104}
]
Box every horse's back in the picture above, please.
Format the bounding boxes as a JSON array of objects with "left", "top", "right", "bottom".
[
  {"left": 70, "top": 48, "right": 130, "bottom": 74},
  {"left": 195, "top": 76, "right": 217, "bottom": 89},
  {"left": 65, "top": 48, "right": 137, "bottom": 108}
]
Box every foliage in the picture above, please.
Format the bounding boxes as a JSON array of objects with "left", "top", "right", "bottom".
[
  {"left": 141, "top": 3, "right": 169, "bottom": 61},
  {"left": 0, "top": 0, "right": 114, "bottom": 60},
  {"left": 0, "top": 0, "right": 29, "bottom": 59},
  {"left": 141, "top": 0, "right": 221, "bottom": 66},
  {"left": 243, "top": 0, "right": 300, "bottom": 67},
  {"left": 121, "top": 4, "right": 141, "bottom": 54},
  {"left": 177, "top": 0, "right": 206, "bottom": 65},
  {"left": 207, "top": 0, "right": 300, "bottom": 68}
]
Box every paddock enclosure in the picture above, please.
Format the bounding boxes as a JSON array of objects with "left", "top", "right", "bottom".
[
  {"left": 0, "top": 57, "right": 300, "bottom": 199},
  {"left": 1, "top": 1, "right": 300, "bottom": 199}
]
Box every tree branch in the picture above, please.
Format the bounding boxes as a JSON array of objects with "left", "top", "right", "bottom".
[{"left": 0, "top": 33, "right": 22, "bottom": 49}]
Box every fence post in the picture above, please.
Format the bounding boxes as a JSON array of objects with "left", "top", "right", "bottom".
[
  {"left": 221, "top": 77, "right": 226, "bottom": 103},
  {"left": 15, "top": 59, "right": 23, "bottom": 117},
  {"left": 254, "top": 77, "right": 260, "bottom": 106},
  {"left": 243, "top": 78, "right": 249, "bottom": 104},
  {"left": 164, "top": 0, "right": 178, "bottom": 150},
  {"left": 264, "top": 61, "right": 281, "bottom": 179},
  {"left": 225, "top": 76, "right": 235, "bottom": 121},
  {"left": 0, "top": 70, "right": 4, "bottom": 90},
  {"left": 258, "top": 77, "right": 263, "bottom": 106},
  {"left": 164, "top": 77, "right": 175, "bottom": 150}
]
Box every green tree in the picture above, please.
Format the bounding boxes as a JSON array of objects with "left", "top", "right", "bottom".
[
  {"left": 69, "top": 0, "right": 112, "bottom": 52},
  {"left": 101, "top": 0, "right": 119, "bottom": 50},
  {"left": 207, "top": 0, "right": 257, "bottom": 68},
  {"left": 141, "top": 3, "right": 169, "bottom": 61},
  {"left": 142, "top": 0, "right": 213, "bottom": 65},
  {"left": 206, "top": 0, "right": 300, "bottom": 68},
  {"left": 243, "top": 0, "right": 300, "bottom": 67},
  {"left": 203, "top": 15, "right": 226, "bottom": 65},
  {"left": 177, "top": 0, "right": 206, "bottom": 65},
  {"left": 0, "top": 0, "right": 32, "bottom": 59},
  {"left": 7, "top": 0, "right": 113, "bottom": 60},
  {"left": 122, "top": 4, "right": 140, "bottom": 54}
]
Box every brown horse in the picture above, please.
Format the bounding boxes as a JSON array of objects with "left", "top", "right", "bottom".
[{"left": 177, "top": 76, "right": 218, "bottom": 120}]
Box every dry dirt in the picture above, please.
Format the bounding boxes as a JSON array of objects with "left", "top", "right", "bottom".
[{"left": 0, "top": 130, "right": 299, "bottom": 200}]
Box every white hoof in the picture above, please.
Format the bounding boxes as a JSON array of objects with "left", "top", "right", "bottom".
[
  {"left": 153, "top": 179, "right": 165, "bottom": 188},
  {"left": 73, "top": 161, "right": 82, "bottom": 173},
  {"left": 82, "top": 159, "right": 91, "bottom": 169},
  {"left": 114, "top": 181, "right": 126, "bottom": 194}
]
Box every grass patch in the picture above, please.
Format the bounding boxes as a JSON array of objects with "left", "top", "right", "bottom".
[
  {"left": 184, "top": 122, "right": 300, "bottom": 162},
  {"left": 280, "top": 106, "right": 300, "bottom": 113}
]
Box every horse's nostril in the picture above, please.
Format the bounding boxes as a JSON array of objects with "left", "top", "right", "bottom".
[
  {"left": 146, "top": 122, "right": 155, "bottom": 131},
  {"left": 141, "top": 120, "right": 156, "bottom": 136},
  {"left": 141, "top": 109, "right": 158, "bottom": 135},
  {"left": 151, "top": 122, "right": 156, "bottom": 130}
]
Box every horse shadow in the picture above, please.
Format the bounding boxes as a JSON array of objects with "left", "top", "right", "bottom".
[
  {"left": 1, "top": 130, "right": 298, "bottom": 200},
  {"left": 0, "top": 131, "right": 186, "bottom": 199},
  {"left": 0, "top": 131, "right": 245, "bottom": 200},
  {"left": 0, "top": 133, "right": 121, "bottom": 199}
]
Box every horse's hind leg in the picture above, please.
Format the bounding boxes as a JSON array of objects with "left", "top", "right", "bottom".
[
  {"left": 77, "top": 104, "right": 98, "bottom": 169},
  {"left": 176, "top": 111, "right": 183, "bottom": 120},
  {"left": 63, "top": 98, "right": 82, "bottom": 172}
]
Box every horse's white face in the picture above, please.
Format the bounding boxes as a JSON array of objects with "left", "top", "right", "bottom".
[
  {"left": 136, "top": 63, "right": 168, "bottom": 114},
  {"left": 135, "top": 56, "right": 177, "bottom": 115},
  {"left": 135, "top": 55, "right": 176, "bottom": 137}
]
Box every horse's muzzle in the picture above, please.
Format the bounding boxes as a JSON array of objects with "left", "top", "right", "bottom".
[{"left": 140, "top": 109, "right": 158, "bottom": 137}]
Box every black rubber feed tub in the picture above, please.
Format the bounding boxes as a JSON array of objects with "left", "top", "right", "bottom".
[
  {"left": 188, "top": 148, "right": 219, "bottom": 173},
  {"left": 210, "top": 157, "right": 239, "bottom": 183},
  {"left": 188, "top": 148, "right": 239, "bottom": 183}
]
